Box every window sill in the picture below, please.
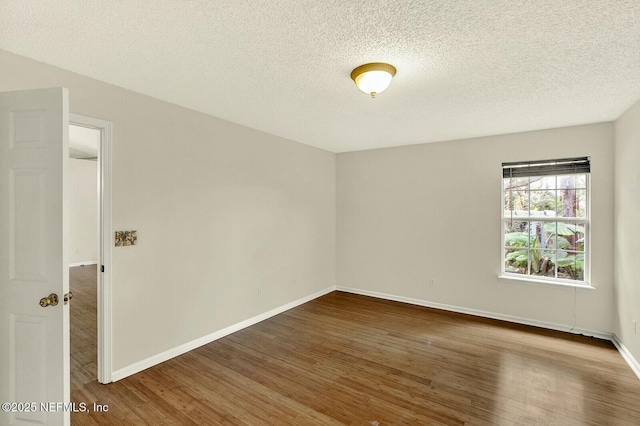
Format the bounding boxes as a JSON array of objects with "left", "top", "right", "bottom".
[{"left": 498, "top": 274, "right": 595, "bottom": 291}]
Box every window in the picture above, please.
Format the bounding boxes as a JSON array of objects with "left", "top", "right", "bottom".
[{"left": 502, "top": 157, "right": 590, "bottom": 285}]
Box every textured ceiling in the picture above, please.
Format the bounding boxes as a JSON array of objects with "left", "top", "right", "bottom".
[{"left": 1, "top": 0, "right": 639, "bottom": 152}]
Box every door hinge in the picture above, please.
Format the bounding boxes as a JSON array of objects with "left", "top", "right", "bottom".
[{"left": 101, "top": 265, "right": 105, "bottom": 273}]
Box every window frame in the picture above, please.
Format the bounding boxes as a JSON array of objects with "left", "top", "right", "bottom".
[{"left": 500, "top": 163, "right": 591, "bottom": 287}]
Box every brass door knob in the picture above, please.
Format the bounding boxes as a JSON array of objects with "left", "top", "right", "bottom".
[
  {"left": 64, "top": 291, "right": 73, "bottom": 305},
  {"left": 39, "top": 293, "right": 59, "bottom": 307}
]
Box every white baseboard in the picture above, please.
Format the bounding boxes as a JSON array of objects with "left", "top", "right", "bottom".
[
  {"left": 111, "top": 286, "right": 335, "bottom": 382},
  {"left": 111, "top": 284, "right": 640, "bottom": 383},
  {"left": 339, "top": 286, "right": 640, "bottom": 381},
  {"left": 69, "top": 260, "right": 98, "bottom": 267},
  {"left": 611, "top": 334, "right": 640, "bottom": 380},
  {"left": 336, "top": 286, "right": 612, "bottom": 339}
]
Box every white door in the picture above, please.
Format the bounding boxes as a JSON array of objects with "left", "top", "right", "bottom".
[{"left": 0, "top": 88, "right": 70, "bottom": 426}]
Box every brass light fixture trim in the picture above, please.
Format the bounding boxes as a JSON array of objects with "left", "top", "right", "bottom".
[{"left": 350, "top": 62, "right": 397, "bottom": 98}]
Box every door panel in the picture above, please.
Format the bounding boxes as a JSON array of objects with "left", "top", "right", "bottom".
[
  {"left": 10, "top": 314, "right": 48, "bottom": 424},
  {"left": 0, "top": 88, "right": 69, "bottom": 426},
  {"left": 10, "top": 167, "right": 47, "bottom": 281}
]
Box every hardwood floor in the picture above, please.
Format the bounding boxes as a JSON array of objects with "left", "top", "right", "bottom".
[
  {"left": 70, "top": 269, "right": 640, "bottom": 425},
  {"left": 70, "top": 265, "right": 98, "bottom": 396}
]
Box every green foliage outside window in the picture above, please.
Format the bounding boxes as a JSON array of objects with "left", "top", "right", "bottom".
[{"left": 503, "top": 174, "right": 587, "bottom": 281}]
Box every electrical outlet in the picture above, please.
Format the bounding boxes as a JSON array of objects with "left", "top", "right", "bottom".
[
  {"left": 258, "top": 288, "right": 262, "bottom": 296},
  {"left": 634, "top": 320, "right": 637, "bottom": 335},
  {"left": 429, "top": 278, "right": 436, "bottom": 288}
]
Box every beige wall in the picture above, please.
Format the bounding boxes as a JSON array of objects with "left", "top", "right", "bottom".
[
  {"left": 69, "top": 158, "right": 98, "bottom": 265},
  {"left": 614, "top": 99, "right": 640, "bottom": 363},
  {"left": 337, "top": 123, "right": 615, "bottom": 333},
  {"left": 0, "top": 51, "right": 336, "bottom": 371},
  {"left": 2, "top": 49, "right": 634, "bottom": 377}
]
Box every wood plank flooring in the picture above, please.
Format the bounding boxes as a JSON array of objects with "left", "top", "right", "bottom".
[
  {"left": 70, "top": 267, "right": 640, "bottom": 425},
  {"left": 70, "top": 265, "right": 98, "bottom": 394}
]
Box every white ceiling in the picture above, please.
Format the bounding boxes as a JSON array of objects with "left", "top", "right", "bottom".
[{"left": 2, "top": 1, "right": 639, "bottom": 153}]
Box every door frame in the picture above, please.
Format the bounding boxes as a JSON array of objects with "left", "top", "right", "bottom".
[{"left": 69, "top": 113, "right": 113, "bottom": 384}]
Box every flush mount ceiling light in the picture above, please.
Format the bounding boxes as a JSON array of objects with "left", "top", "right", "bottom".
[{"left": 350, "top": 62, "right": 397, "bottom": 98}]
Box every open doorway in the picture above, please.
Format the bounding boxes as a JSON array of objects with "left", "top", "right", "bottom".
[
  {"left": 69, "top": 114, "right": 113, "bottom": 385},
  {"left": 68, "top": 124, "right": 99, "bottom": 391}
]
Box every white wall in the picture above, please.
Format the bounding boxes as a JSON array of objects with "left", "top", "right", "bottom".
[
  {"left": 337, "top": 123, "right": 615, "bottom": 333},
  {"left": 69, "top": 158, "right": 98, "bottom": 265},
  {"left": 614, "top": 99, "right": 640, "bottom": 364},
  {"left": 0, "top": 51, "right": 336, "bottom": 372}
]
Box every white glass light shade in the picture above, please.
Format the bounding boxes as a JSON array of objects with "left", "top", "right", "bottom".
[{"left": 350, "top": 63, "right": 396, "bottom": 97}]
